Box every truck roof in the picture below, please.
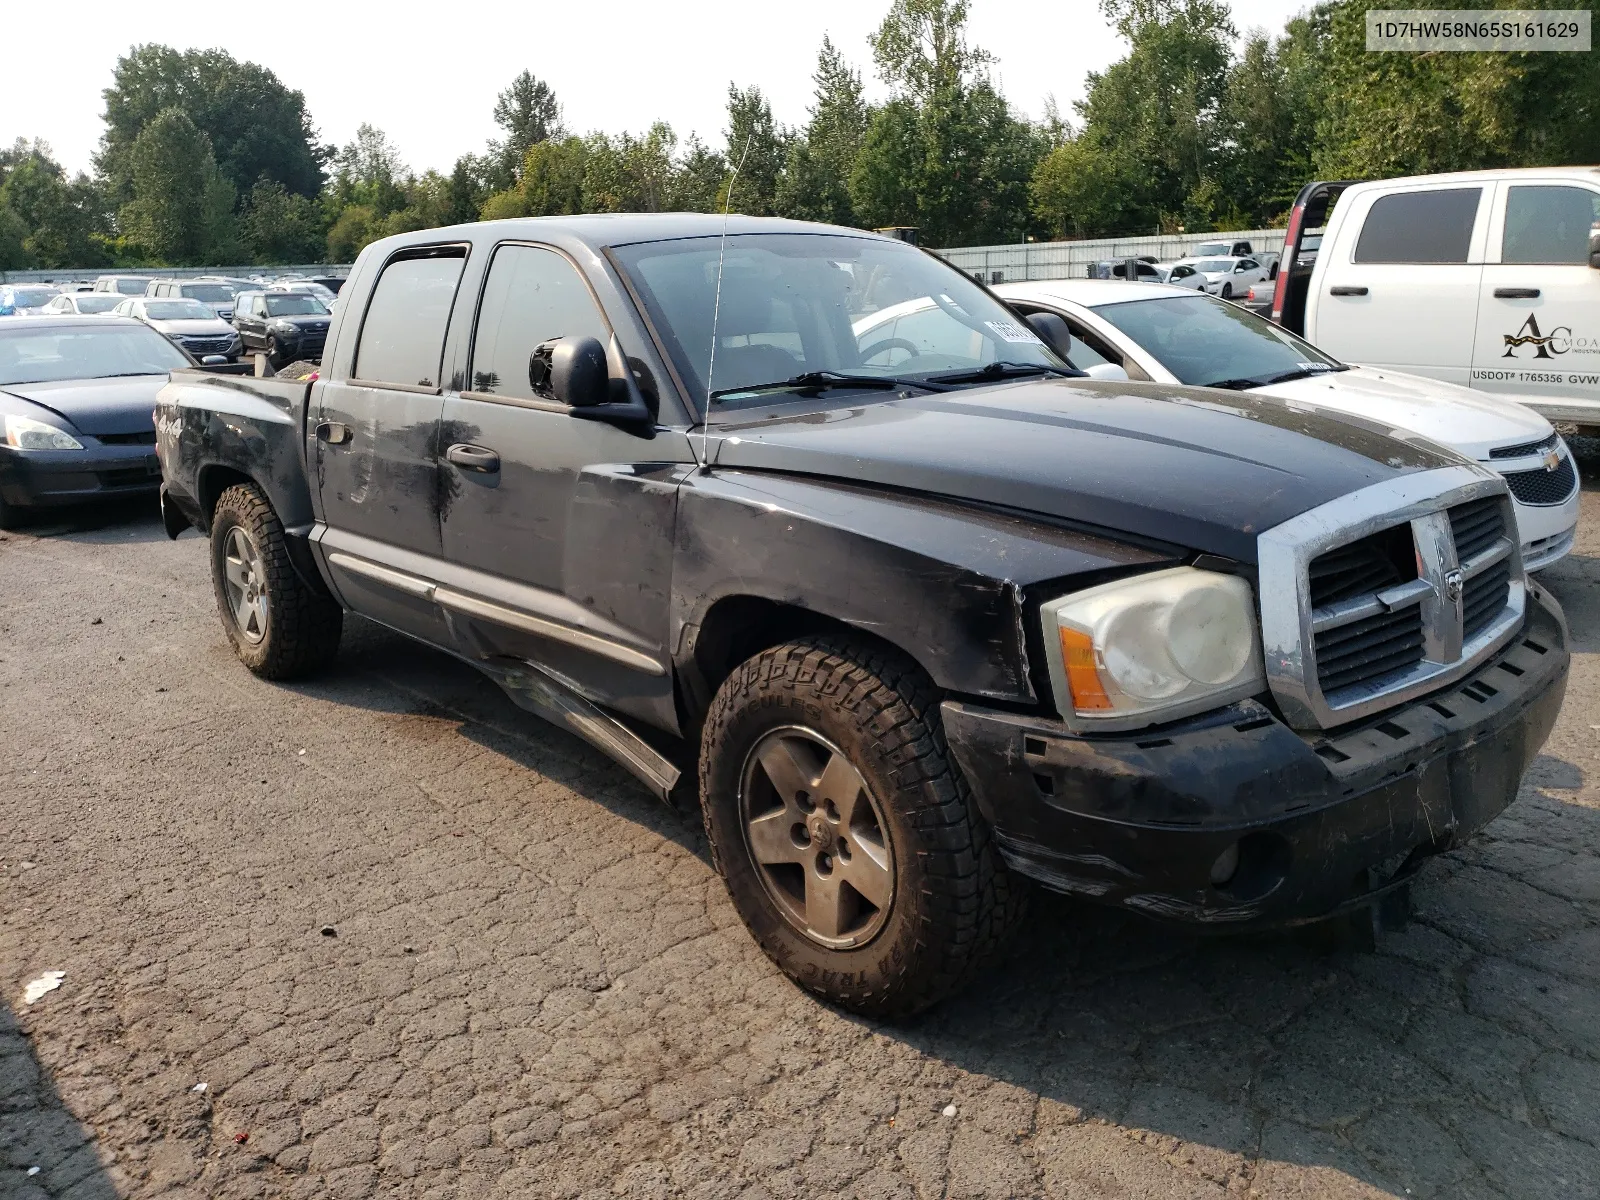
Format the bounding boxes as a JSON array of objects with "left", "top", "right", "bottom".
[
  {"left": 1339, "top": 166, "right": 1600, "bottom": 191},
  {"left": 370, "top": 212, "right": 884, "bottom": 255}
]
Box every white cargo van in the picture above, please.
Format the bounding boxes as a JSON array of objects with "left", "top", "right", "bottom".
[{"left": 1271, "top": 169, "right": 1600, "bottom": 431}]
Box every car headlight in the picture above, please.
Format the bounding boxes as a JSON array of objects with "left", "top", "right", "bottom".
[
  {"left": 4, "top": 413, "right": 84, "bottom": 450},
  {"left": 1041, "top": 566, "right": 1264, "bottom": 728},
  {"left": 269, "top": 320, "right": 297, "bottom": 334}
]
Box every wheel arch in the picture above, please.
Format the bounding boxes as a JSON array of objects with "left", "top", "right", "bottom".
[{"left": 679, "top": 595, "right": 931, "bottom": 729}]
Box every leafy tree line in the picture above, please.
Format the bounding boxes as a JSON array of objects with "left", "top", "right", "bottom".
[{"left": 3, "top": 0, "right": 1596, "bottom": 271}]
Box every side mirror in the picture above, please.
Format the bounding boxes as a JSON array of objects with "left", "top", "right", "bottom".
[
  {"left": 1024, "top": 311, "right": 1073, "bottom": 361},
  {"left": 530, "top": 336, "right": 609, "bottom": 407},
  {"left": 1590, "top": 231, "right": 1600, "bottom": 269},
  {"left": 1084, "top": 362, "right": 1130, "bottom": 382}
]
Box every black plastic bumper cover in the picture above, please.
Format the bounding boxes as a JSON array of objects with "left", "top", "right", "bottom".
[{"left": 942, "top": 585, "right": 1570, "bottom": 927}]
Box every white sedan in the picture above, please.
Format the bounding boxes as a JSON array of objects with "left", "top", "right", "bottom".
[
  {"left": 1178, "top": 256, "right": 1270, "bottom": 299},
  {"left": 992, "top": 279, "right": 1579, "bottom": 570}
]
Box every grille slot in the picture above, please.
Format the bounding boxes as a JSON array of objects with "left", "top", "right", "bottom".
[
  {"left": 1503, "top": 457, "right": 1577, "bottom": 506},
  {"left": 1463, "top": 558, "right": 1512, "bottom": 641},
  {"left": 1315, "top": 606, "right": 1425, "bottom": 695},
  {"left": 1489, "top": 433, "right": 1558, "bottom": 460},
  {"left": 1308, "top": 530, "right": 1409, "bottom": 608},
  {"left": 1447, "top": 497, "right": 1505, "bottom": 562}
]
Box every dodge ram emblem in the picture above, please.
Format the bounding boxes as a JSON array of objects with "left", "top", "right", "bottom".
[{"left": 1444, "top": 569, "right": 1464, "bottom": 603}]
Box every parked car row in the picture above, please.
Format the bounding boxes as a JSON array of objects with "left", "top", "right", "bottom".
[{"left": 0, "top": 272, "right": 343, "bottom": 367}]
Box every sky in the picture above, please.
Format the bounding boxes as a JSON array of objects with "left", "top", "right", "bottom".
[{"left": 4, "top": 0, "right": 1305, "bottom": 179}]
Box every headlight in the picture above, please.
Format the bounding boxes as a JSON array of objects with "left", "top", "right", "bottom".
[
  {"left": 269, "top": 320, "right": 297, "bottom": 334},
  {"left": 1041, "top": 567, "right": 1264, "bottom": 728},
  {"left": 4, "top": 414, "right": 84, "bottom": 450}
]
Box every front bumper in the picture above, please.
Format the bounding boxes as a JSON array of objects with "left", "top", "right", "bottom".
[
  {"left": 943, "top": 585, "right": 1569, "bottom": 927},
  {"left": 0, "top": 442, "right": 161, "bottom": 508}
]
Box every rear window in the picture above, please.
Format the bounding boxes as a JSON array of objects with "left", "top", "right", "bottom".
[
  {"left": 116, "top": 278, "right": 147, "bottom": 294},
  {"left": 0, "top": 325, "right": 189, "bottom": 385},
  {"left": 354, "top": 251, "right": 466, "bottom": 388},
  {"left": 145, "top": 300, "right": 215, "bottom": 320},
  {"left": 1502, "top": 185, "right": 1600, "bottom": 265},
  {"left": 182, "top": 283, "right": 237, "bottom": 303},
  {"left": 1354, "top": 188, "right": 1481, "bottom": 264}
]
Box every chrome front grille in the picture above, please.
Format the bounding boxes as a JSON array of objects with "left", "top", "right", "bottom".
[
  {"left": 1503, "top": 456, "right": 1577, "bottom": 506},
  {"left": 1259, "top": 467, "right": 1526, "bottom": 730},
  {"left": 1489, "top": 433, "right": 1558, "bottom": 460}
]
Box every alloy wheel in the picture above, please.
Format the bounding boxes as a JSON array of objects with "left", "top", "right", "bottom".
[
  {"left": 222, "top": 526, "right": 269, "bottom": 644},
  {"left": 739, "top": 726, "right": 895, "bottom": 949}
]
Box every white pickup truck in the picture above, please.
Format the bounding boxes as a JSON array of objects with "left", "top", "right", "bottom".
[{"left": 1270, "top": 169, "right": 1600, "bottom": 432}]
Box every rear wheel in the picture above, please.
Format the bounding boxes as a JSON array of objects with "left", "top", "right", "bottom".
[
  {"left": 209, "top": 482, "right": 341, "bottom": 679},
  {"left": 699, "top": 635, "right": 1025, "bottom": 1018}
]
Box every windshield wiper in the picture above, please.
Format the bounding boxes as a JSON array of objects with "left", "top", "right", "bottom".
[
  {"left": 926, "top": 361, "right": 1083, "bottom": 385},
  {"left": 709, "top": 370, "right": 949, "bottom": 401},
  {"left": 1203, "top": 366, "right": 1341, "bottom": 391}
]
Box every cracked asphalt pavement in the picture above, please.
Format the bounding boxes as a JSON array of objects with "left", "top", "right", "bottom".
[{"left": 3, "top": 462, "right": 1599, "bottom": 1199}]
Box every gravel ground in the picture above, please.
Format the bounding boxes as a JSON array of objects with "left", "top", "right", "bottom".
[{"left": 2, "top": 459, "right": 1599, "bottom": 1199}]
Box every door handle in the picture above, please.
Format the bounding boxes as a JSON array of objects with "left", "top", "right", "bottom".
[
  {"left": 1329, "top": 286, "right": 1368, "bottom": 297},
  {"left": 1494, "top": 287, "right": 1540, "bottom": 299},
  {"left": 315, "top": 421, "right": 351, "bottom": 445},
  {"left": 446, "top": 443, "right": 501, "bottom": 473}
]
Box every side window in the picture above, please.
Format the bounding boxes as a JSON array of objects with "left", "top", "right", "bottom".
[
  {"left": 469, "top": 244, "right": 609, "bottom": 398},
  {"left": 1502, "top": 185, "right": 1600, "bottom": 265},
  {"left": 1063, "top": 319, "right": 1120, "bottom": 370},
  {"left": 354, "top": 251, "right": 466, "bottom": 388},
  {"left": 1240, "top": 259, "right": 1259, "bottom": 271},
  {"left": 1354, "top": 188, "right": 1482, "bottom": 264}
]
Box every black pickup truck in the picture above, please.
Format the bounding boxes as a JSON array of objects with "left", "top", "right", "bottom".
[{"left": 155, "top": 215, "right": 1569, "bottom": 1016}]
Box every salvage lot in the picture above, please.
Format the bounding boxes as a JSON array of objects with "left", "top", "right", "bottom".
[{"left": 2, "top": 468, "right": 1599, "bottom": 1199}]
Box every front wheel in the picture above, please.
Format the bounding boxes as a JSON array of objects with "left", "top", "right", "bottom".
[
  {"left": 209, "top": 482, "right": 342, "bottom": 679},
  {"left": 699, "top": 635, "right": 1024, "bottom": 1018},
  {"left": 1221, "top": 282, "right": 1233, "bottom": 299}
]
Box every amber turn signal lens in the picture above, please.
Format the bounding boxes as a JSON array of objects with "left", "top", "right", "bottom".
[{"left": 1058, "top": 626, "right": 1112, "bottom": 711}]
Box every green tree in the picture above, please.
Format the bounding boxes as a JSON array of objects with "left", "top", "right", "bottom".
[
  {"left": 0, "top": 142, "right": 112, "bottom": 268},
  {"left": 1067, "top": 0, "right": 1237, "bottom": 233},
  {"left": 723, "top": 87, "right": 787, "bottom": 215},
  {"left": 776, "top": 38, "right": 870, "bottom": 225},
  {"left": 119, "top": 108, "right": 225, "bottom": 263},
  {"left": 99, "top": 45, "right": 326, "bottom": 206},
  {"left": 241, "top": 180, "right": 324, "bottom": 263},
  {"left": 1312, "top": 0, "right": 1600, "bottom": 179},
  {"left": 852, "top": 0, "right": 1044, "bottom": 245},
  {"left": 491, "top": 70, "right": 563, "bottom": 184},
  {"left": 869, "top": 0, "right": 992, "bottom": 100},
  {"left": 1031, "top": 136, "right": 1136, "bottom": 238}
]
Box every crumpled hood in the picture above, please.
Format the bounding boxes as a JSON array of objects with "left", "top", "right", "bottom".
[
  {"left": 0, "top": 375, "right": 166, "bottom": 436},
  {"left": 707, "top": 378, "right": 1464, "bottom": 562},
  {"left": 1253, "top": 366, "right": 1551, "bottom": 461}
]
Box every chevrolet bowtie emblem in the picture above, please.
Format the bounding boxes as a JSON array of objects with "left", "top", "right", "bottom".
[
  {"left": 1444, "top": 568, "right": 1465, "bottom": 604},
  {"left": 1543, "top": 450, "right": 1561, "bottom": 472}
]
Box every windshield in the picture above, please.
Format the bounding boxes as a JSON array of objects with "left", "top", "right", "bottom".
[
  {"left": 74, "top": 295, "right": 122, "bottom": 314},
  {"left": 1192, "top": 259, "right": 1235, "bottom": 274},
  {"left": 114, "top": 278, "right": 147, "bottom": 294},
  {"left": 612, "top": 233, "right": 1062, "bottom": 410},
  {"left": 1091, "top": 294, "right": 1341, "bottom": 388},
  {"left": 265, "top": 295, "right": 328, "bottom": 316},
  {"left": 145, "top": 299, "right": 216, "bottom": 320},
  {"left": 182, "top": 284, "right": 236, "bottom": 303},
  {"left": 0, "top": 325, "right": 190, "bottom": 385},
  {"left": 1193, "top": 243, "right": 1231, "bottom": 256},
  {"left": 11, "top": 288, "right": 56, "bottom": 307}
]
